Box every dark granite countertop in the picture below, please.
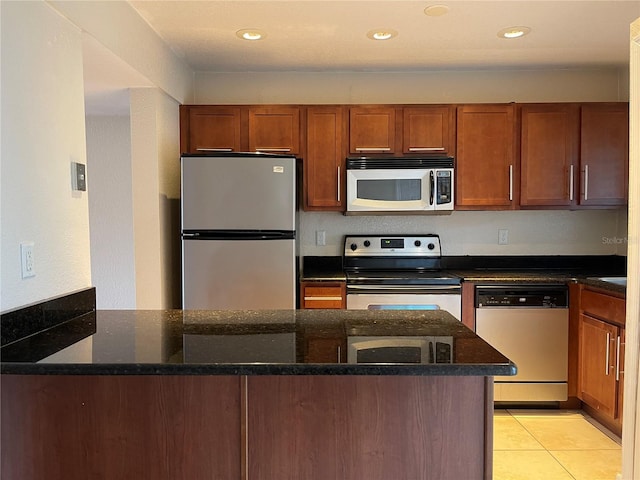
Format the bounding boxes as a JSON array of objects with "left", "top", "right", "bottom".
[
  {"left": 300, "top": 255, "right": 627, "bottom": 295},
  {"left": 0, "top": 309, "right": 515, "bottom": 377}
]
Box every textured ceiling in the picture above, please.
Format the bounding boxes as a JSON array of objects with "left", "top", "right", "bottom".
[
  {"left": 129, "top": 0, "right": 640, "bottom": 71},
  {"left": 83, "top": 1, "right": 640, "bottom": 114}
]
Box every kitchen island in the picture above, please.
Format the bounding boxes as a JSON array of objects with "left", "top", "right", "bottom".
[{"left": 1, "top": 309, "right": 515, "bottom": 480}]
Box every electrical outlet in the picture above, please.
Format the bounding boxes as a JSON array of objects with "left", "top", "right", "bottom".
[
  {"left": 316, "top": 230, "right": 326, "bottom": 246},
  {"left": 21, "top": 242, "right": 35, "bottom": 278},
  {"left": 498, "top": 229, "right": 509, "bottom": 245}
]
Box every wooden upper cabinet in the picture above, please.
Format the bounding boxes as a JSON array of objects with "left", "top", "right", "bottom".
[
  {"left": 349, "top": 107, "right": 397, "bottom": 154},
  {"left": 455, "top": 104, "right": 517, "bottom": 209},
  {"left": 248, "top": 106, "right": 301, "bottom": 155},
  {"left": 579, "top": 103, "right": 629, "bottom": 206},
  {"left": 520, "top": 104, "right": 580, "bottom": 207},
  {"left": 181, "top": 106, "right": 242, "bottom": 153},
  {"left": 304, "top": 106, "right": 345, "bottom": 210},
  {"left": 403, "top": 106, "right": 456, "bottom": 155}
]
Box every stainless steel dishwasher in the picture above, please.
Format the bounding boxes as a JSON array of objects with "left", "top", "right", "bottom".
[{"left": 475, "top": 285, "right": 569, "bottom": 403}]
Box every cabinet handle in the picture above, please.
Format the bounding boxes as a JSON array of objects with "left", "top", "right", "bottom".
[
  {"left": 304, "top": 296, "right": 344, "bottom": 301},
  {"left": 616, "top": 335, "right": 621, "bottom": 381},
  {"left": 355, "top": 147, "right": 391, "bottom": 152},
  {"left": 196, "top": 148, "right": 233, "bottom": 152},
  {"left": 337, "top": 346, "right": 341, "bottom": 363},
  {"left": 337, "top": 166, "right": 341, "bottom": 203},
  {"left": 509, "top": 164, "right": 513, "bottom": 201},
  {"left": 255, "top": 147, "right": 291, "bottom": 152},
  {"left": 605, "top": 332, "right": 611, "bottom": 375},
  {"left": 569, "top": 165, "right": 575, "bottom": 201},
  {"left": 408, "top": 147, "right": 445, "bottom": 152},
  {"left": 584, "top": 164, "right": 589, "bottom": 201}
]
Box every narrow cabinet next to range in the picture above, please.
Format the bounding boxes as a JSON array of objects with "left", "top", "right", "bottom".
[
  {"left": 304, "top": 106, "right": 346, "bottom": 210},
  {"left": 455, "top": 104, "right": 518, "bottom": 209}
]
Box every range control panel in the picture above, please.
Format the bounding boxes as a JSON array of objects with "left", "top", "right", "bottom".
[{"left": 344, "top": 235, "right": 441, "bottom": 257}]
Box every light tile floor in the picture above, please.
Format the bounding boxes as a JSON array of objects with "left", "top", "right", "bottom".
[{"left": 493, "top": 409, "right": 622, "bottom": 480}]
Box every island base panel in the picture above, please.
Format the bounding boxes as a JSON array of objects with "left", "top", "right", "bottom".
[
  {"left": 247, "top": 375, "right": 491, "bottom": 480},
  {"left": 1, "top": 375, "right": 242, "bottom": 480}
]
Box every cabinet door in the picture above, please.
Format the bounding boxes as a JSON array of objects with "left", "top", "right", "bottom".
[
  {"left": 455, "top": 104, "right": 517, "bottom": 209},
  {"left": 403, "top": 106, "right": 455, "bottom": 155},
  {"left": 304, "top": 107, "right": 345, "bottom": 210},
  {"left": 349, "top": 107, "right": 397, "bottom": 154},
  {"left": 248, "top": 106, "right": 300, "bottom": 155},
  {"left": 579, "top": 103, "right": 629, "bottom": 206},
  {"left": 304, "top": 336, "right": 346, "bottom": 363},
  {"left": 578, "top": 314, "right": 618, "bottom": 420},
  {"left": 520, "top": 104, "right": 579, "bottom": 206},
  {"left": 182, "top": 106, "right": 242, "bottom": 153}
]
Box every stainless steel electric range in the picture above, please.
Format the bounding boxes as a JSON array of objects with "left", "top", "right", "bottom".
[{"left": 343, "top": 234, "right": 462, "bottom": 319}]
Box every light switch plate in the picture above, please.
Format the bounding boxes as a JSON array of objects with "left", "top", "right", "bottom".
[{"left": 71, "top": 162, "right": 87, "bottom": 191}]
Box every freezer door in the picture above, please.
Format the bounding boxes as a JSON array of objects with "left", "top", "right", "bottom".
[
  {"left": 181, "top": 155, "right": 296, "bottom": 231},
  {"left": 182, "top": 238, "right": 296, "bottom": 309}
]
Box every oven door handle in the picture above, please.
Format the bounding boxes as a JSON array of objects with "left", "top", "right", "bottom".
[{"left": 347, "top": 285, "right": 461, "bottom": 293}]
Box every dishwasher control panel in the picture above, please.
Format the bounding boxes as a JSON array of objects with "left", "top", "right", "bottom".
[{"left": 475, "top": 286, "right": 568, "bottom": 308}]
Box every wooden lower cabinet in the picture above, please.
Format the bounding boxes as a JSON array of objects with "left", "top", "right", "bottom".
[
  {"left": 246, "top": 375, "right": 493, "bottom": 480},
  {"left": 577, "top": 286, "right": 626, "bottom": 435},
  {"left": 300, "top": 281, "right": 346, "bottom": 309},
  {"left": 578, "top": 314, "right": 619, "bottom": 418}
]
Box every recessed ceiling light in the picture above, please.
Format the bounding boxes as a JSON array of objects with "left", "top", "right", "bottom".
[
  {"left": 498, "top": 26, "right": 531, "bottom": 39},
  {"left": 424, "top": 5, "right": 450, "bottom": 17},
  {"left": 366, "top": 29, "right": 398, "bottom": 41},
  {"left": 236, "top": 29, "right": 266, "bottom": 41}
]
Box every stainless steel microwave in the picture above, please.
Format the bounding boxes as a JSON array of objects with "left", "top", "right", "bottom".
[{"left": 346, "top": 157, "right": 454, "bottom": 214}]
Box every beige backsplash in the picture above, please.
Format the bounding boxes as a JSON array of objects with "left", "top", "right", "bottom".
[{"left": 299, "top": 209, "right": 629, "bottom": 257}]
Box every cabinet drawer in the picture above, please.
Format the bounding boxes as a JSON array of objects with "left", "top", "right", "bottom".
[
  {"left": 581, "top": 289, "right": 626, "bottom": 326},
  {"left": 302, "top": 286, "right": 345, "bottom": 309}
]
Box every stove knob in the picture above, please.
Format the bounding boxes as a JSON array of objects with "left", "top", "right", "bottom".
[
  {"left": 350, "top": 243, "right": 358, "bottom": 251},
  {"left": 414, "top": 240, "right": 422, "bottom": 247},
  {"left": 363, "top": 240, "right": 371, "bottom": 247},
  {"left": 427, "top": 243, "right": 435, "bottom": 250}
]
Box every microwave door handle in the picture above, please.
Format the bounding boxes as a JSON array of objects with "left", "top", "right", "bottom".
[{"left": 429, "top": 171, "right": 434, "bottom": 206}]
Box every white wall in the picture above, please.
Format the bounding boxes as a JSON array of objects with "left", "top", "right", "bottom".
[
  {"left": 85, "top": 89, "right": 180, "bottom": 310},
  {"left": 300, "top": 210, "right": 625, "bottom": 257},
  {"left": 86, "top": 115, "right": 136, "bottom": 309},
  {"left": 130, "top": 88, "right": 181, "bottom": 309},
  {"left": 49, "top": 0, "right": 193, "bottom": 105},
  {"left": 195, "top": 68, "right": 629, "bottom": 104},
  {"left": 1, "top": 1, "right": 91, "bottom": 311},
  {"left": 195, "top": 68, "right": 629, "bottom": 258}
]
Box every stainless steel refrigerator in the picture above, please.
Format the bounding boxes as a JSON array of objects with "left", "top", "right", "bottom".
[{"left": 181, "top": 153, "right": 297, "bottom": 309}]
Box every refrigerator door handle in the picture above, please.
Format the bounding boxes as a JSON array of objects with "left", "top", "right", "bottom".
[{"left": 182, "top": 230, "right": 295, "bottom": 241}]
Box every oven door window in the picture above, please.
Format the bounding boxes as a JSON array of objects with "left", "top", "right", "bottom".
[{"left": 357, "top": 346, "right": 422, "bottom": 364}]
